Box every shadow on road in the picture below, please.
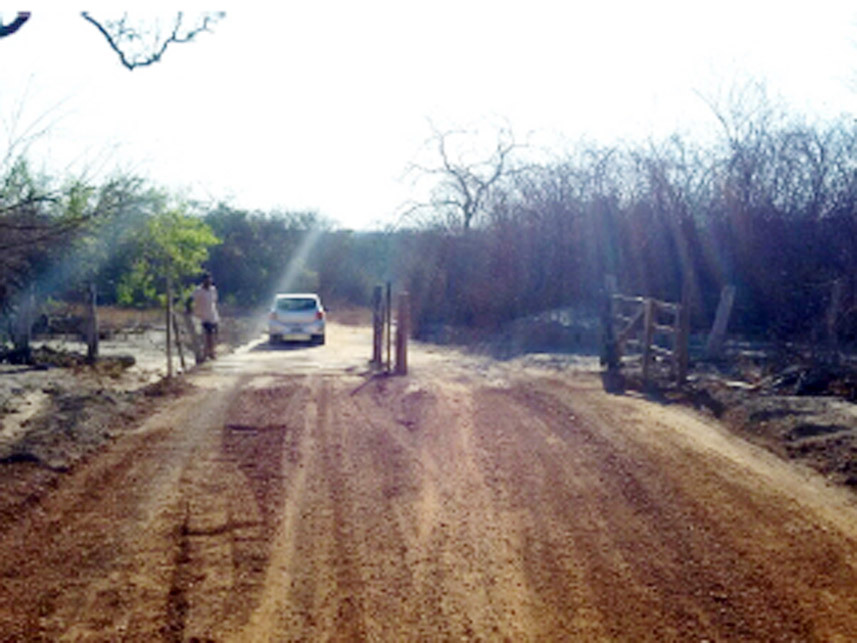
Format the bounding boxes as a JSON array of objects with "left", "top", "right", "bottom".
[{"left": 250, "top": 340, "right": 322, "bottom": 353}]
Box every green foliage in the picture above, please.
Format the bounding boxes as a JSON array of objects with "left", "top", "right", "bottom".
[
  {"left": 0, "top": 158, "right": 93, "bottom": 312},
  {"left": 71, "top": 176, "right": 149, "bottom": 287},
  {"left": 60, "top": 180, "right": 95, "bottom": 223},
  {"left": 1, "top": 157, "right": 44, "bottom": 203},
  {"left": 116, "top": 203, "right": 220, "bottom": 306},
  {"left": 204, "top": 205, "right": 326, "bottom": 307},
  {"left": 116, "top": 260, "right": 157, "bottom": 305},
  {"left": 149, "top": 206, "right": 220, "bottom": 278}
]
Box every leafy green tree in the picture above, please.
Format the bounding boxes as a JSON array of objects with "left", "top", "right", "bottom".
[
  {"left": 116, "top": 202, "right": 220, "bottom": 306},
  {"left": 0, "top": 159, "right": 81, "bottom": 300},
  {"left": 204, "top": 205, "right": 324, "bottom": 308}
]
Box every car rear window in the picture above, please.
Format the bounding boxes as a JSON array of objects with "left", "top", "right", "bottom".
[{"left": 276, "top": 298, "right": 317, "bottom": 312}]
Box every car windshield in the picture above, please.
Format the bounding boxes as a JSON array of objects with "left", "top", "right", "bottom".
[{"left": 276, "top": 297, "right": 317, "bottom": 312}]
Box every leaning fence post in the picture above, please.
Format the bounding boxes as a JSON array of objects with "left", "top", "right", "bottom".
[
  {"left": 12, "top": 284, "right": 35, "bottom": 360},
  {"left": 706, "top": 285, "right": 736, "bottom": 359},
  {"left": 183, "top": 308, "right": 204, "bottom": 365},
  {"left": 172, "top": 309, "right": 186, "bottom": 371},
  {"left": 395, "top": 292, "right": 410, "bottom": 375}
]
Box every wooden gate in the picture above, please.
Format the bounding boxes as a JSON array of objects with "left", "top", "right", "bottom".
[{"left": 605, "top": 279, "right": 689, "bottom": 387}]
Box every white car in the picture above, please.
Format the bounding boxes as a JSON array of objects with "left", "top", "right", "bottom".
[{"left": 268, "top": 293, "right": 326, "bottom": 345}]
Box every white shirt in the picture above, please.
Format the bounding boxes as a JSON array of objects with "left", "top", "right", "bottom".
[{"left": 192, "top": 284, "right": 220, "bottom": 324}]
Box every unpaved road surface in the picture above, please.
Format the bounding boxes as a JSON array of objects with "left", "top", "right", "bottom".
[{"left": 3, "top": 323, "right": 857, "bottom": 641}]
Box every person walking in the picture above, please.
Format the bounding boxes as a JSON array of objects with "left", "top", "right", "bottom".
[{"left": 192, "top": 272, "right": 220, "bottom": 360}]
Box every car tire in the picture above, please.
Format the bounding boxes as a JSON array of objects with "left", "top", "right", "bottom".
[
  {"left": 270, "top": 334, "right": 282, "bottom": 345},
  {"left": 313, "top": 334, "right": 325, "bottom": 345}
]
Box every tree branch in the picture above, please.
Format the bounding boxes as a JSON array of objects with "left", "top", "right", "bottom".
[
  {"left": 0, "top": 12, "right": 30, "bottom": 38},
  {"left": 80, "top": 12, "right": 224, "bottom": 71}
]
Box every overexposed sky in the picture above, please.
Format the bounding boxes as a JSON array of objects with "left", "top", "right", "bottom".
[{"left": 1, "top": 3, "right": 856, "bottom": 229}]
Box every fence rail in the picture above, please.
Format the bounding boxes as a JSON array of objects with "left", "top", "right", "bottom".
[{"left": 604, "top": 277, "right": 689, "bottom": 387}]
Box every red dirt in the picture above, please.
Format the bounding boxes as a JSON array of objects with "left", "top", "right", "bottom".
[{"left": 2, "top": 323, "right": 857, "bottom": 640}]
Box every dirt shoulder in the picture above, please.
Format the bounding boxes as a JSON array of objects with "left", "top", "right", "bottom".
[
  {"left": 673, "top": 362, "right": 857, "bottom": 492},
  {"left": 0, "top": 311, "right": 257, "bottom": 529}
]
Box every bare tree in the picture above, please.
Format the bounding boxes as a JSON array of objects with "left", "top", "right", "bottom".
[{"left": 407, "top": 124, "right": 522, "bottom": 230}]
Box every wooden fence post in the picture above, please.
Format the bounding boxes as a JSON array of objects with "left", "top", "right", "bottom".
[
  {"left": 395, "top": 292, "right": 410, "bottom": 375},
  {"left": 603, "top": 275, "right": 620, "bottom": 370},
  {"left": 675, "top": 279, "right": 691, "bottom": 384},
  {"left": 672, "top": 304, "right": 682, "bottom": 381},
  {"left": 826, "top": 279, "right": 842, "bottom": 363},
  {"left": 706, "top": 285, "right": 736, "bottom": 359},
  {"left": 385, "top": 281, "right": 392, "bottom": 373},
  {"left": 372, "top": 285, "right": 383, "bottom": 368},
  {"left": 641, "top": 298, "right": 655, "bottom": 387},
  {"left": 165, "top": 271, "right": 174, "bottom": 379},
  {"left": 86, "top": 282, "right": 99, "bottom": 364}
]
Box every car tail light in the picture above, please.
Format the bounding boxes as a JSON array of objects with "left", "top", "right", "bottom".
[
  {"left": 316, "top": 310, "right": 325, "bottom": 320},
  {"left": 269, "top": 311, "right": 276, "bottom": 320}
]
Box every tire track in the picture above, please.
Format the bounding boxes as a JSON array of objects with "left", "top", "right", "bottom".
[
  {"left": 7, "top": 329, "right": 857, "bottom": 640},
  {"left": 238, "top": 376, "right": 320, "bottom": 639},
  {"left": 0, "top": 379, "right": 244, "bottom": 641},
  {"left": 482, "top": 377, "right": 857, "bottom": 640}
]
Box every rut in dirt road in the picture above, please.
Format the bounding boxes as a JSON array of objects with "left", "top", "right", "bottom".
[{"left": 2, "top": 327, "right": 857, "bottom": 640}]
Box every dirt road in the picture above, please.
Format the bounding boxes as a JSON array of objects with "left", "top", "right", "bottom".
[{"left": 2, "top": 323, "right": 857, "bottom": 641}]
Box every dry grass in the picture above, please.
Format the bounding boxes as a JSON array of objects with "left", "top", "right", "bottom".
[
  {"left": 55, "top": 304, "right": 163, "bottom": 330},
  {"left": 94, "top": 306, "right": 163, "bottom": 329}
]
